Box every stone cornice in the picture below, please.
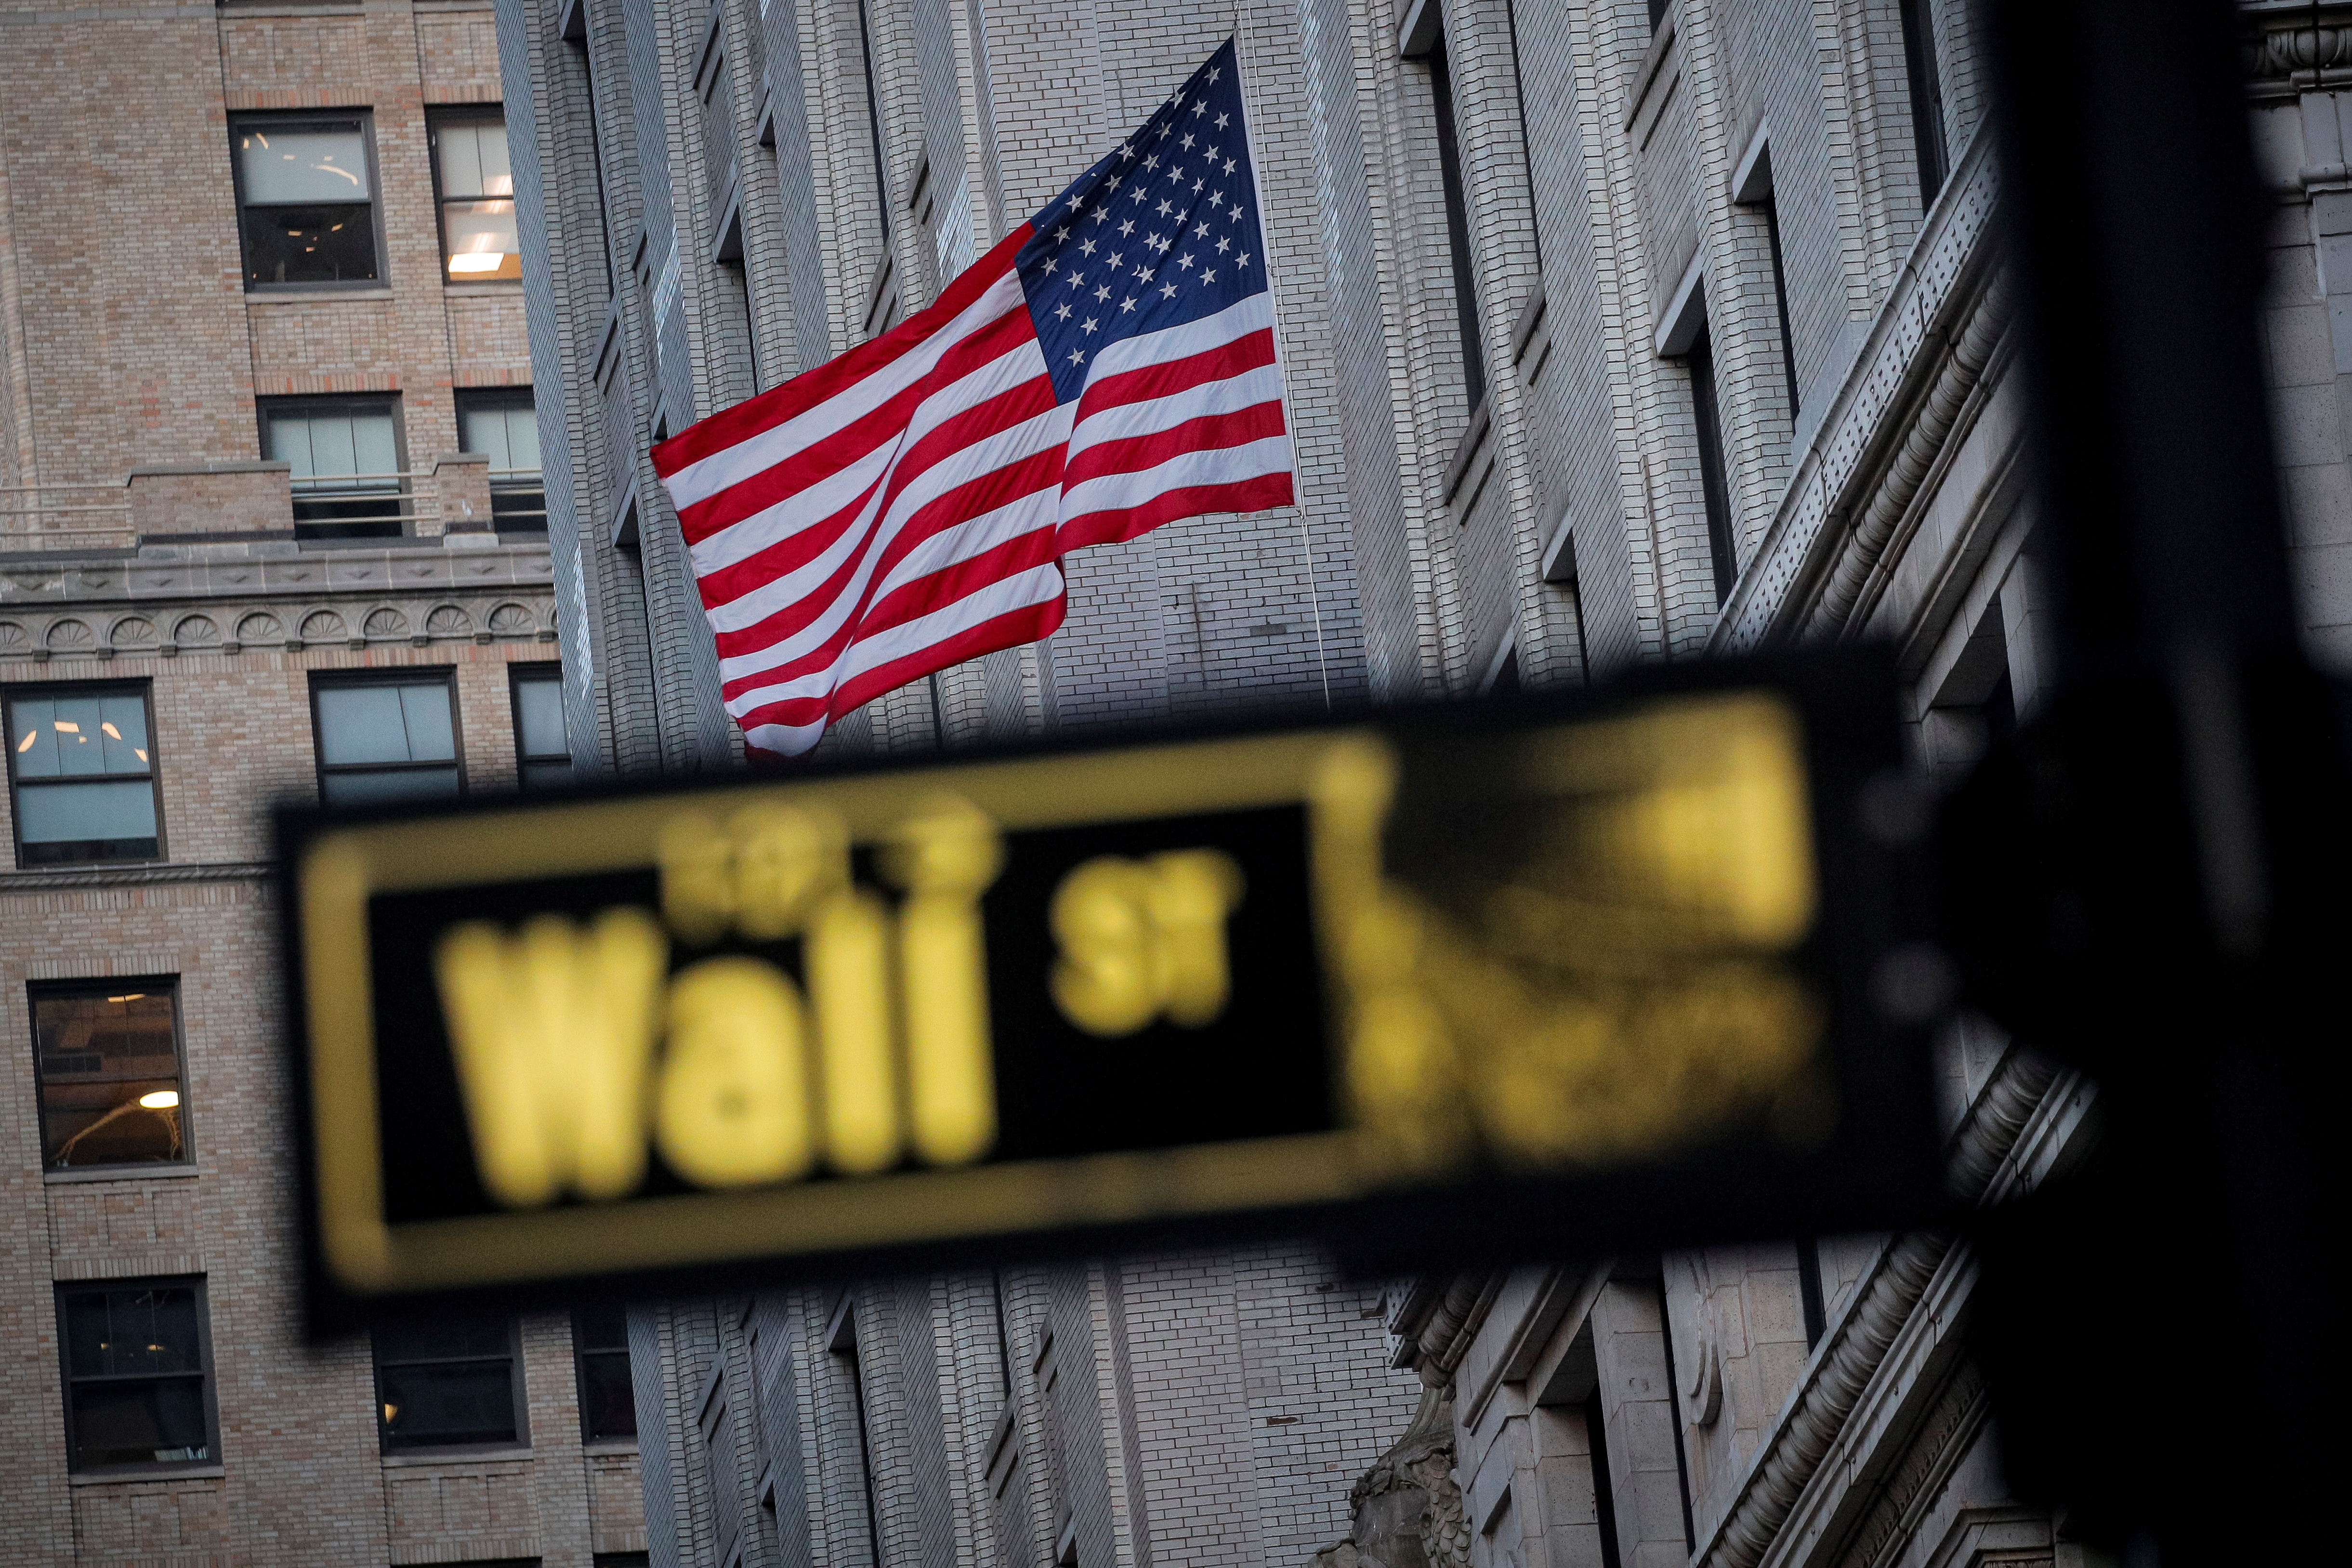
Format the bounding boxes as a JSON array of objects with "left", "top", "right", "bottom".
[
  {"left": 2242, "top": 3, "right": 2352, "bottom": 94},
  {"left": 0, "top": 546, "right": 559, "bottom": 660},
  {"left": 1713, "top": 130, "right": 2001, "bottom": 659},
  {"left": 0, "top": 860, "right": 275, "bottom": 893}
]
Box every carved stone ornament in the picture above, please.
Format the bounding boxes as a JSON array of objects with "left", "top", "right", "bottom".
[
  {"left": 1322, "top": 1387, "right": 1470, "bottom": 1568},
  {"left": 302, "top": 609, "right": 349, "bottom": 642},
  {"left": 236, "top": 611, "right": 282, "bottom": 644},
  {"left": 0, "top": 620, "right": 26, "bottom": 653},
  {"left": 1675, "top": 1252, "right": 1725, "bottom": 1427},
  {"left": 364, "top": 606, "right": 409, "bottom": 639},
  {"left": 173, "top": 614, "right": 220, "bottom": 646},
  {"left": 110, "top": 616, "right": 157, "bottom": 651},
  {"left": 487, "top": 601, "right": 535, "bottom": 634},
  {"left": 46, "top": 618, "right": 93, "bottom": 652},
  {"left": 425, "top": 603, "right": 473, "bottom": 636}
]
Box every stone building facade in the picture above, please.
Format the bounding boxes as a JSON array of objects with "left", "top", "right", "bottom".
[
  {"left": 0, "top": 1, "right": 645, "bottom": 1563},
  {"left": 490, "top": 0, "right": 2352, "bottom": 1567}
]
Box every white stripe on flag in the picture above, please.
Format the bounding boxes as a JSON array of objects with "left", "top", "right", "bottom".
[{"left": 1057, "top": 433, "right": 1296, "bottom": 520}]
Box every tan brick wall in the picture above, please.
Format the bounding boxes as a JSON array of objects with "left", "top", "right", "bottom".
[{"left": 0, "top": 1, "right": 617, "bottom": 1561}]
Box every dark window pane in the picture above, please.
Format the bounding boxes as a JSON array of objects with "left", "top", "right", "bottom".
[
  {"left": 377, "top": 1316, "right": 512, "bottom": 1362},
  {"left": 575, "top": 1302, "right": 628, "bottom": 1353},
  {"left": 581, "top": 1350, "right": 637, "bottom": 1440},
  {"left": 68, "top": 1377, "right": 210, "bottom": 1468},
  {"left": 514, "top": 677, "right": 567, "bottom": 757},
  {"left": 64, "top": 1286, "right": 203, "bottom": 1375},
  {"left": 240, "top": 202, "right": 378, "bottom": 286},
  {"left": 521, "top": 760, "right": 573, "bottom": 790},
  {"left": 320, "top": 766, "right": 462, "bottom": 807},
  {"left": 15, "top": 781, "right": 159, "bottom": 862},
  {"left": 316, "top": 683, "right": 455, "bottom": 766},
  {"left": 381, "top": 1362, "right": 518, "bottom": 1447}
]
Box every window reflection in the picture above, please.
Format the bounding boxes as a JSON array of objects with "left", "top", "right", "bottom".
[
  {"left": 434, "top": 112, "right": 521, "bottom": 281},
  {"left": 313, "top": 678, "right": 463, "bottom": 805}
]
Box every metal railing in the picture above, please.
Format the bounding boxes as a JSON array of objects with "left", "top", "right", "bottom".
[
  {"left": 0, "top": 483, "right": 135, "bottom": 545},
  {"left": 0, "top": 469, "right": 551, "bottom": 550}
]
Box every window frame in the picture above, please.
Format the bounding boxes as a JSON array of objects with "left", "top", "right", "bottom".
[
  {"left": 372, "top": 1312, "right": 529, "bottom": 1455},
  {"left": 55, "top": 1275, "right": 221, "bottom": 1477},
  {"left": 228, "top": 108, "right": 390, "bottom": 294},
  {"left": 428, "top": 105, "right": 523, "bottom": 287},
  {"left": 509, "top": 663, "right": 574, "bottom": 791},
  {"left": 258, "top": 393, "right": 412, "bottom": 540},
  {"left": 28, "top": 976, "right": 194, "bottom": 1175},
  {"left": 455, "top": 387, "right": 547, "bottom": 533},
  {"left": 4, "top": 680, "right": 166, "bottom": 869},
  {"left": 572, "top": 1303, "right": 637, "bottom": 1446},
  {"left": 308, "top": 669, "right": 468, "bottom": 806}
]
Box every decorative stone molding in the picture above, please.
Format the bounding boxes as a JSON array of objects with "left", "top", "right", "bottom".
[
  {"left": 0, "top": 861, "right": 274, "bottom": 893},
  {"left": 1716, "top": 131, "right": 2002, "bottom": 657},
  {"left": 0, "top": 597, "right": 554, "bottom": 660},
  {"left": 2243, "top": 5, "right": 2352, "bottom": 89},
  {"left": 1811, "top": 277, "right": 2015, "bottom": 635},
  {"left": 1692, "top": 1047, "right": 2063, "bottom": 1568}
]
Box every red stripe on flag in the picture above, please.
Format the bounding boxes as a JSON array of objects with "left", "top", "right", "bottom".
[
  {"left": 652, "top": 225, "right": 1035, "bottom": 477},
  {"left": 1062, "top": 400, "right": 1288, "bottom": 489},
  {"left": 1073, "top": 327, "right": 1277, "bottom": 421},
  {"left": 1057, "top": 471, "right": 1296, "bottom": 553}
]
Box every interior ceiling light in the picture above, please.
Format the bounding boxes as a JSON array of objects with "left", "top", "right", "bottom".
[
  {"left": 15, "top": 731, "right": 35, "bottom": 752},
  {"left": 134, "top": 749, "right": 148, "bottom": 763},
  {"left": 138, "top": 1090, "right": 180, "bottom": 1110},
  {"left": 101, "top": 722, "right": 121, "bottom": 739},
  {"left": 107, "top": 993, "right": 145, "bottom": 1002},
  {"left": 450, "top": 253, "right": 505, "bottom": 273},
  {"left": 53, "top": 720, "right": 79, "bottom": 733}
]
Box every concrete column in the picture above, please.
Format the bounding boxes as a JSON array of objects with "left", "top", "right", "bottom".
[{"left": 1588, "top": 1280, "right": 1690, "bottom": 1568}]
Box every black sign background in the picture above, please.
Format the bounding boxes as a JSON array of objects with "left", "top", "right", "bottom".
[{"left": 368, "top": 804, "right": 1330, "bottom": 1226}]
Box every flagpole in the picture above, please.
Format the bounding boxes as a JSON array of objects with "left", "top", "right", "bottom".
[{"left": 1230, "top": 29, "right": 1334, "bottom": 712}]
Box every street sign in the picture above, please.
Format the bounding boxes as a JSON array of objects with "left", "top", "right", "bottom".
[{"left": 285, "top": 652, "right": 1940, "bottom": 1322}]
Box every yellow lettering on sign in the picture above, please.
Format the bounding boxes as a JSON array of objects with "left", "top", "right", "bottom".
[
  {"left": 657, "top": 956, "right": 815, "bottom": 1187},
  {"left": 434, "top": 908, "right": 669, "bottom": 1208},
  {"left": 809, "top": 886, "right": 899, "bottom": 1174},
  {"left": 1050, "top": 850, "right": 1246, "bottom": 1037},
  {"left": 883, "top": 796, "right": 1006, "bottom": 1166}
]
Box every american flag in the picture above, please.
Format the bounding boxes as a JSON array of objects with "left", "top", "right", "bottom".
[{"left": 650, "top": 39, "right": 1293, "bottom": 757}]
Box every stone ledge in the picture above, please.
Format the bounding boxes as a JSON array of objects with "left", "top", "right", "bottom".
[{"left": 0, "top": 860, "right": 274, "bottom": 892}]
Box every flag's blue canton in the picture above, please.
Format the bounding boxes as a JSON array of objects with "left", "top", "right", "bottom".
[{"left": 1016, "top": 38, "right": 1267, "bottom": 406}]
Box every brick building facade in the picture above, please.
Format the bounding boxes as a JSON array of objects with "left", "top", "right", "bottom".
[
  {"left": 0, "top": 1, "right": 645, "bottom": 1563},
  {"left": 493, "top": 0, "right": 2352, "bottom": 1568}
]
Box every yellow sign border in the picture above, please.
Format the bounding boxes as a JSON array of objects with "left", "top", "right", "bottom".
[{"left": 302, "top": 729, "right": 1385, "bottom": 1295}]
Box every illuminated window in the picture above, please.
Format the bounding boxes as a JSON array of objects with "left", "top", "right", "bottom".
[
  {"left": 5, "top": 684, "right": 161, "bottom": 866},
  {"left": 310, "top": 673, "right": 463, "bottom": 806},
  {"left": 373, "top": 1314, "right": 525, "bottom": 1452},
  {"left": 458, "top": 389, "right": 545, "bottom": 532},
  {"left": 510, "top": 666, "right": 573, "bottom": 790},
  {"left": 57, "top": 1279, "right": 216, "bottom": 1473},
  {"left": 260, "top": 395, "right": 407, "bottom": 540},
  {"left": 432, "top": 109, "right": 521, "bottom": 281},
  {"left": 574, "top": 1303, "right": 636, "bottom": 1442},
  {"left": 231, "top": 113, "right": 381, "bottom": 289},
  {"left": 29, "top": 982, "right": 189, "bottom": 1170}
]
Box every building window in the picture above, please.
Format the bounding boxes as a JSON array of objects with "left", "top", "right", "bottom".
[
  {"left": 261, "top": 395, "right": 407, "bottom": 540},
  {"left": 1683, "top": 328, "right": 1738, "bottom": 608},
  {"left": 1426, "top": 36, "right": 1487, "bottom": 417},
  {"left": 574, "top": 1303, "right": 636, "bottom": 1442},
  {"left": 57, "top": 1279, "right": 216, "bottom": 1473},
  {"left": 431, "top": 109, "right": 521, "bottom": 281},
  {"left": 30, "top": 982, "right": 189, "bottom": 1170},
  {"left": 231, "top": 113, "right": 382, "bottom": 289},
  {"left": 511, "top": 666, "right": 573, "bottom": 790},
  {"left": 458, "top": 389, "right": 546, "bottom": 532},
  {"left": 1898, "top": 0, "right": 1949, "bottom": 204},
  {"left": 374, "top": 1314, "right": 525, "bottom": 1452},
  {"left": 6, "top": 684, "right": 161, "bottom": 866},
  {"left": 311, "top": 673, "right": 463, "bottom": 806}
]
